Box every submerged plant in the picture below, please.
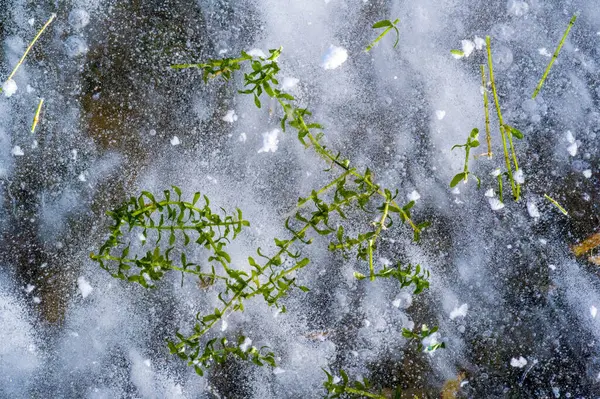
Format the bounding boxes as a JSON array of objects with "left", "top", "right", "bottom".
[
  {"left": 532, "top": 14, "right": 577, "bottom": 99},
  {"left": 323, "top": 369, "right": 393, "bottom": 399},
  {"left": 366, "top": 18, "right": 400, "bottom": 52},
  {"left": 92, "top": 45, "right": 439, "bottom": 377},
  {"left": 450, "top": 128, "right": 481, "bottom": 188}
]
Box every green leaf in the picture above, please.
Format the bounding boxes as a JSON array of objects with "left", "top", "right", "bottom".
[
  {"left": 254, "top": 94, "right": 261, "bottom": 108},
  {"left": 372, "top": 20, "right": 393, "bottom": 29},
  {"left": 470, "top": 140, "right": 480, "bottom": 148},
  {"left": 298, "top": 286, "right": 310, "bottom": 292},
  {"left": 450, "top": 49, "right": 465, "bottom": 57},
  {"left": 505, "top": 124, "right": 524, "bottom": 139},
  {"left": 450, "top": 172, "right": 467, "bottom": 187},
  {"left": 353, "top": 271, "right": 366, "bottom": 280}
]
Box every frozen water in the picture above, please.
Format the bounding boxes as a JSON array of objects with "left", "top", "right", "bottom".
[
  {"left": 321, "top": 45, "right": 348, "bottom": 70},
  {"left": 258, "top": 129, "right": 279, "bottom": 153},
  {"left": 68, "top": 9, "right": 90, "bottom": 30}
]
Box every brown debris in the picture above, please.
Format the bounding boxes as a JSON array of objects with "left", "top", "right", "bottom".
[
  {"left": 571, "top": 233, "right": 600, "bottom": 257},
  {"left": 589, "top": 255, "right": 600, "bottom": 266}
]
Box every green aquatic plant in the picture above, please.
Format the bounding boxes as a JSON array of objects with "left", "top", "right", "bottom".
[
  {"left": 366, "top": 18, "right": 400, "bottom": 52},
  {"left": 323, "top": 369, "right": 391, "bottom": 399},
  {"left": 532, "top": 14, "right": 577, "bottom": 99},
  {"left": 450, "top": 128, "right": 481, "bottom": 188}
]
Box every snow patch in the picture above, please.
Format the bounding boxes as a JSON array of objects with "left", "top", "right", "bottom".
[
  {"left": 527, "top": 201, "right": 540, "bottom": 218},
  {"left": 488, "top": 198, "right": 505, "bottom": 211},
  {"left": 222, "top": 110, "right": 238, "bottom": 123},
  {"left": 435, "top": 110, "right": 446, "bottom": 120},
  {"left": 407, "top": 190, "right": 421, "bottom": 202},
  {"left": 510, "top": 356, "right": 528, "bottom": 368},
  {"left": 170, "top": 136, "right": 181, "bottom": 146},
  {"left": 2, "top": 79, "right": 17, "bottom": 97},
  {"left": 321, "top": 45, "right": 348, "bottom": 70},
  {"left": 77, "top": 276, "right": 93, "bottom": 299},
  {"left": 450, "top": 304, "right": 468, "bottom": 320},
  {"left": 281, "top": 77, "right": 299, "bottom": 91},
  {"left": 258, "top": 129, "right": 279, "bottom": 153},
  {"left": 11, "top": 146, "right": 24, "bottom": 156}
]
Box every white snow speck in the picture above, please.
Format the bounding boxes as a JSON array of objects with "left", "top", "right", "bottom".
[
  {"left": 514, "top": 169, "right": 525, "bottom": 184},
  {"left": 491, "top": 168, "right": 501, "bottom": 177},
  {"left": 273, "top": 367, "right": 286, "bottom": 375},
  {"left": 25, "top": 284, "right": 35, "bottom": 293},
  {"left": 566, "top": 130, "right": 575, "bottom": 143},
  {"left": 407, "top": 190, "right": 421, "bottom": 202},
  {"left": 258, "top": 129, "right": 279, "bottom": 153},
  {"left": 78, "top": 172, "right": 87, "bottom": 182},
  {"left": 218, "top": 49, "right": 228, "bottom": 55},
  {"left": 591, "top": 306, "right": 598, "bottom": 318},
  {"left": 567, "top": 142, "right": 578, "bottom": 157},
  {"left": 239, "top": 337, "right": 252, "bottom": 352},
  {"left": 33, "top": 297, "right": 41, "bottom": 304},
  {"left": 221, "top": 319, "right": 228, "bottom": 332},
  {"left": 281, "top": 77, "right": 299, "bottom": 91},
  {"left": 488, "top": 198, "right": 505, "bottom": 211},
  {"left": 247, "top": 48, "right": 266, "bottom": 58},
  {"left": 138, "top": 233, "right": 146, "bottom": 242},
  {"left": 321, "top": 45, "right": 348, "bottom": 70},
  {"left": 538, "top": 48, "right": 552, "bottom": 57},
  {"left": 28, "top": 18, "right": 35, "bottom": 26},
  {"left": 507, "top": 0, "right": 529, "bottom": 16},
  {"left": 474, "top": 36, "right": 486, "bottom": 50},
  {"left": 222, "top": 110, "right": 238, "bottom": 123},
  {"left": 77, "top": 276, "right": 93, "bottom": 299},
  {"left": 2, "top": 79, "right": 18, "bottom": 97},
  {"left": 450, "top": 303, "right": 468, "bottom": 320},
  {"left": 363, "top": 319, "right": 371, "bottom": 327},
  {"left": 170, "top": 136, "right": 181, "bottom": 146},
  {"left": 461, "top": 40, "right": 475, "bottom": 57},
  {"left": 451, "top": 187, "right": 460, "bottom": 195},
  {"left": 527, "top": 201, "right": 540, "bottom": 218},
  {"left": 485, "top": 188, "right": 495, "bottom": 198},
  {"left": 510, "top": 356, "right": 528, "bottom": 368},
  {"left": 11, "top": 146, "right": 24, "bottom": 156},
  {"left": 548, "top": 264, "right": 556, "bottom": 271},
  {"left": 583, "top": 169, "right": 592, "bottom": 178},
  {"left": 144, "top": 359, "right": 151, "bottom": 368},
  {"left": 435, "top": 110, "right": 446, "bottom": 120},
  {"left": 238, "top": 132, "right": 247, "bottom": 142}
]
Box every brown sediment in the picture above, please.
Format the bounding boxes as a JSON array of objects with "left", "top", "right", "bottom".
[{"left": 571, "top": 233, "right": 600, "bottom": 257}]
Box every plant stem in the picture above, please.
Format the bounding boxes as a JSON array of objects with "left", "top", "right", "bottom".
[
  {"left": 1, "top": 14, "right": 56, "bottom": 89},
  {"left": 369, "top": 199, "right": 390, "bottom": 280},
  {"left": 486, "top": 36, "right": 519, "bottom": 200},
  {"left": 544, "top": 194, "right": 569, "bottom": 216},
  {"left": 31, "top": 98, "right": 44, "bottom": 133},
  {"left": 532, "top": 14, "right": 577, "bottom": 99},
  {"left": 365, "top": 18, "right": 400, "bottom": 52},
  {"left": 480, "top": 65, "right": 492, "bottom": 158}
]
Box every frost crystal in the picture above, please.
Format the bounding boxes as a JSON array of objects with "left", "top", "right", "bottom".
[
  {"left": 258, "top": 129, "right": 279, "bottom": 153},
  {"left": 77, "top": 276, "right": 93, "bottom": 299}
]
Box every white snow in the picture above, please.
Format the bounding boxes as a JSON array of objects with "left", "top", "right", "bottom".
[
  {"left": 450, "top": 187, "right": 460, "bottom": 195},
  {"left": 485, "top": 188, "right": 495, "bottom": 198},
  {"left": 407, "top": 190, "right": 421, "bottom": 202},
  {"left": 32, "top": 297, "right": 41, "bottom": 304},
  {"left": 583, "top": 169, "right": 592, "bottom": 178},
  {"left": 450, "top": 304, "right": 468, "bottom": 320},
  {"left": 488, "top": 198, "right": 505, "bottom": 211},
  {"left": 461, "top": 40, "right": 475, "bottom": 58},
  {"left": 78, "top": 172, "right": 87, "bottom": 182},
  {"left": 25, "top": 284, "right": 35, "bottom": 293},
  {"left": 222, "top": 110, "right": 238, "bottom": 123},
  {"left": 538, "top": 48, "right": 552, "bottom": 57},
  {"left": 474, "top": 36, "right": 486, "bottom": 50},
  {"left": 281, "top": 77, "right": 299, "bottom": 91},
  {"left": 238, "top": 132, "right": 247, "bottom": 142},
  {"left": 491, "top": 168, "right": 501, "bottom": 177},
  {"left": 239, "top": 337, "right": 252, "bottom": 352},
  {"left": 510, "top": 356, "right": 528, "bottom": 368},
  {"left": 221, "top": 319, "right": 228, "bottom": 332},
  {"left": 170, "top": 136, "right": 181, "bottom": 146},
  {"left": 321, "top": 45, "right": 348, "bottom": 70},
  {"left": 435, "top": 110, "right": 446, "bottom": 120},
  {"left": 2, "top": 79, "right": 18, "bottom": 97},
  {"left": 28, "top": 18, "right": 34, "bottom": 26},
  {"left": 11, "top": 146, "right": 24, "bottom": 156},
  {"left": 566, "top": 130, "right": 575, "bottom": 143},
  {"left": 527, "top": 201, "right": 540, "bottom": 218},
  {"left": 514, "top": 169, "right": 525, "bottom": 184},
  {"left": 567, "top": 142, "right": 578, "bottom": 157},
  {"left": 247, "top": 48, "right": 267, "bottom": 58},
  {"left": 273, "top": 367, "right": 286, "bottom": 375},
  {"left": 258, "top": 129, "right": 279, "bottom": 153},
  {"left": 77, "top": 276, "right": 93, "bottom": 299},
  {"left": 591, "top": 306, "right": 598, "bottom": 318},
  {"left": 507, "top": 0, "right": 529, "bottom": 16}
]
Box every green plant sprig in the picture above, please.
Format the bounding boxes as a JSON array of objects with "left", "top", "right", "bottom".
[
  {"left": 171, "top": 49, "right": 428, "bottom": 239},
  {"left": 365, "top": 18, "right": 400, "bottom": 52},
  {"left": 402, "top": 324, "right": 445, "bottom": 352},
  {"left": 532, "top": 14, "right": 577, "bottom": 99},
  {"left": 480, "top": 65, "right": 492, "bottom": 158},
  {"left": 544, "top": 193, "right": 569, "bottom": 216},
  {"left": 450, "top": 128, "right": 481, "bottom": 188},
  {"left": 323, "top": 369, "right": 388, "bottom": 399},
  {"left": 485, "top": 36, "right": 524, "bottom": 201}
]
